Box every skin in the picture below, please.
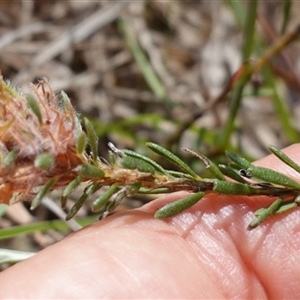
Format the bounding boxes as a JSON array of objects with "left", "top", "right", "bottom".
[{"left": 1, "top": 144, "right": 300, "bottom": 298}]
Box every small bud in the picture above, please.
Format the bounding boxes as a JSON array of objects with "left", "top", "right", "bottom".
[
  {"left": 3, "top": 150, "right": 18, "bottom": 168},
  {"left": 26, "top": 95, "right": 43, "bottom": 125},
  {"left": 76, "top": 132, "right": 87, "bottom": 156},
  {"left": 34, "top": 153, "right": 54, "bottom": 170}
]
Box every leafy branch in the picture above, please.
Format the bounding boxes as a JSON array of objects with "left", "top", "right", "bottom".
[{"left": 0, "top": 74, "right": 300, "bottom": 229}]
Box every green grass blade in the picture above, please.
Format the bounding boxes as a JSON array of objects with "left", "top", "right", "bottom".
[
  {"left": 0, "top": 249, "right": 35, "bottom": 264},
  {"left": 281, "top": 0, "right": 292, "bottom": 34},
  {"left": 219, "top": 0, "right": 258, "bottom": 148},
  {"left": 0, "top": 216, "right": 98, "bottom": 241},
  {"left": 263, "top": 65, "right": 299, "bottom": 143},
  {"left": 119, "top": 19, "right": 168, "bottom": 102}
]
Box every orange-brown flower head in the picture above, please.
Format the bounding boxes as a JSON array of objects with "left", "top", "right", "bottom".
[{"left": 0, "top": 75, "right": 85, "bottom": 204}]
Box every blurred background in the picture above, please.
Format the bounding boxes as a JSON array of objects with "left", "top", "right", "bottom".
[{"left": 0, "top": 1, "right": 300, "bottom": 267}]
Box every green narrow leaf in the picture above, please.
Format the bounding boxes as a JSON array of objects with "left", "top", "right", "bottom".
[
  {"left": 26, "top": 95, "right": 43, "bottom": 125},
  {"left": 105, "top": 188, "right": 126, "bottom": 213},
  {"left": 58, "top": 91, "right": 71, "bottom": 110},
  {"left": 213, "top": 180, "right": 256, "bottom": 195},
  {"left": 248, "top": 198, "right": 283, "bottom": 229},
  {"left": 59, "top": 91, "right": 83, "bottom": 140},
  {"left": 274, "top": 202, "right": 297, "bottom": 214},
  {"left": 247, "top": 165, "right": 300, "bottom": 189},
  {"left": 76, "top": 131, "right": 88, "bottom": 156},
  {"left": 123, "top": 149, "right": 167, "bottom": 175},
  {"left": 225, "top": 151, "right": 252, "bottom": 169},
  {"left": 146, "top": 142, "right": 201, "bottom": 180},
  {"left": 182, "top": 148, "right": 225, "bottom": 181},
  {"left": 127, "top": 182, "right": 141, "bottom": 195},
  {"left": 218, "top": 164, "right": 248, "bottom": 183},
  {"left": 76, "top": 164, "right": 104, "bottom": 178},
  {"left": 120, "top": 155, "right": 155, "bottom": 174},
  {"left": 155, "top": 192, "right": 205, "bottom": 219},
  {"left": 92, "top": 184, "right": 119, "bottom": 212},
  {"left": 84, "top": 117, "right": 98, "bottom": 163},
  {"left": 268, "top": 145, "right": 300, "bottom": 174},
  {"left": 30, "top": 177, "right": 58, "bottom": 210},
  {"left": 66, "top": 183, "right": 101, "bottom": 220},
  {"left": 61, "top": 176, "right": 83, "bottom": 208},
  {"left": 255, "top": 201, "right": 297, "bottom": 215},
  {"left": 165, "top": 170, "right": 194, "bottom": 179}
]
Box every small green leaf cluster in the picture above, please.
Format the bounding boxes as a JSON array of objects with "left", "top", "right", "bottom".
[{"left": 65, "top": 133, "right": 300, "bottom": 229}]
